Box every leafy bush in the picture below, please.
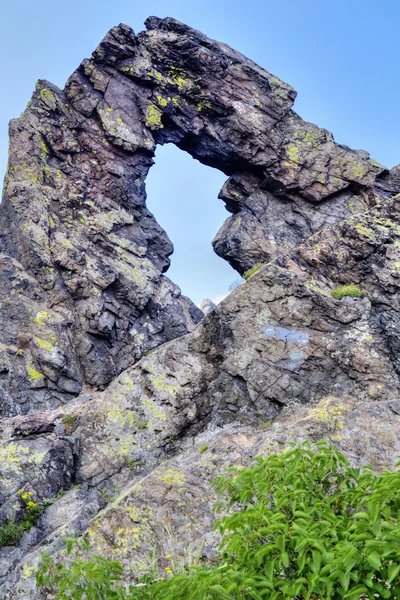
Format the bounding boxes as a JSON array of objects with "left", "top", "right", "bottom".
[
  {"left": 38, "top": 537, "right": 128, "bottom": 599},
  {"left": 37, "top": 441, "right": 400, "bottom": 599},
  {"left": 243, "top": 263, "right": 265, "bottom": 281},
  {"left": 331, "top": 284, "right": 363, "bottom": 300},
  {"left": 213, "top": 441, "right": 400, "bottom": 599}
]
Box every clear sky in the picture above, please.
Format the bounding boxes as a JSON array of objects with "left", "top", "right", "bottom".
[{"left": 1, "top": 0, "right": 399, "bottom": 305}]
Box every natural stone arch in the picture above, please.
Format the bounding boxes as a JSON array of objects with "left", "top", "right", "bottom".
[
  {"left": 64, "top": 17, "right": 390, "bottom": 271},
  {"left": 0, "top": 17, "right": 392, "bottom": 415}
]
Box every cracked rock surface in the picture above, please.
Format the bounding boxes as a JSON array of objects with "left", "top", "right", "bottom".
[{"left": 0, "top": 16, "right": 399, "bottom": 598}]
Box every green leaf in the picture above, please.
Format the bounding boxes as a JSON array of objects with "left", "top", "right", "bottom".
[
  {"left": 352, "top": 511, "right": 370, "bottom": 520},
  {"left": 366, "top": 551, "right": 381, "bottom": 570},
  {"left": 281, "top": 551, "right": 290, "bottom": 568},
  {"left": 344, "top": 584, "right": 368, "bottom": 599},
  {"left": 339, "top": 571, "right": 351, "bottom": 592},
  {"left": 388, "top": 563, "right": 400, "bottom": 583},
  {"left": 311, "top": 550, "right": 321, "bottom": 573},
  {"left": 265, "top": 560, "right": 275, "bottom": 580}
]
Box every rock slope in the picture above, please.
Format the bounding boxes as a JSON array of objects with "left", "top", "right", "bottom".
[{"left": 0, "top": 16, "right": 399, "bottom": 598}]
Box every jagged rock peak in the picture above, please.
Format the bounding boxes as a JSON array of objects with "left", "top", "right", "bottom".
[
  {"left": 1, "top": 17, "right": 400, "bottom": 598},
  {"left": 200, "top": 298, "right": 216, "bottom": 315},
  {"left": 0, "top": 15, "right": 398, "bottom": 417}
]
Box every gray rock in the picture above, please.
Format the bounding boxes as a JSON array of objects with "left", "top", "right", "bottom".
[
  {"left": 0, "top": 17, "right": 394, "bottom": 416},
  {"left": 200, "top": 299, "right": 216, "bottom": 315},
  {"left": 0, "top": 16, "right": 400, "bottom": 599}
]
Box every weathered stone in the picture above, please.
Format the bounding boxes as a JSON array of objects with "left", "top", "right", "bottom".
[
  {"left": 200, "top": 298, "right": 216, "bottom": 315},
  {"left": 0, "top": 16, "right": 400, "bottom": 599},
  {"left": 1, "top": 17, "right": 395, "bottom": 416},
  {"left": 3, "top": 392, "right": 400, "bottom": 598},
  {"left": 11, "top": 414, "right": 55, "bottom": 438}
]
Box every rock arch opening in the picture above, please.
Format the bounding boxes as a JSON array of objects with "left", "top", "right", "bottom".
[{"left": 145, "top": 143, "right": 237, "bottom": 306}]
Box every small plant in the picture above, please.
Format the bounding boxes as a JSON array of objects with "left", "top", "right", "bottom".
[
  {"left": 242, "top": 262, "right": 265, "bottom": 281},
  {"left": 98, "top": 489, "right": 115, "bottom": 503},
  {"left": 37, "top": 537, "right": 127, "bottom": 599},
  {"left": 136, "top": 418, "right": 148, "bottom": 430},
  {"left": 228, "top": 278, "right": 244, "bottom": 291},
  {"left": 0, "top": 490, "right": 52, "bottom": 548},
  {"left": 0, "top": 519, "right": 25, "bottom": 547},
  {"left": 140, "top": 546, "right": 161, "bottom": 586},
  {"left": 164, "top": 524, "right": 205, "bottom": 575},
  {"left": 199, "top": 444, "right": 208, "bottom": 454},
  {"left": 124, "top": 457, "right": 141, "bottom": 470},
  {"left": 331, "top": 283, "right": 363, "bottom": 299},
  {"left": 16, "top": 348, "right": 24, "bottom": 356},
  {"left": 62, "top": 413, "right": 77, "bottom": 432},
  {"left": 165, "top": 434, "right": 176, "bottom": 448}
]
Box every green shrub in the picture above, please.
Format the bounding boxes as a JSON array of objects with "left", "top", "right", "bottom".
[
  {"left": 124, "top": 457, "right": 141, "bottom": 470},
  {"left": 37, "top": 537, "right": 127, "bottom": 600},
  {"left": 242, "top": 263, "right": 265, "bottom": 281},
  {"left": 62, "top": 414, "right": 76, "bottom": 426},
  {"left": 331, "top": 284, "right": 363, "bottom": 299},
  {"left": 212, "top": 441, "right": 400, "bottom": 599},
  {"left": 0, "top": 490, "right": 52, "bottom": 548},
  {"left": 0, "top": 520, "right": 26, "bottom": 547},
  {"left": 37, "top": 441, "right": 400, "bottom": 599}
]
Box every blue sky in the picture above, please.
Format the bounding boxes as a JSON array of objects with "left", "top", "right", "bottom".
[{"left": 1, "top": 0, "right": 399, "bottom": 305}]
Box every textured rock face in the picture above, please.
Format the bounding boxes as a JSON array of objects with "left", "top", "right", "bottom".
[
  {"left": 0, "top": 16, "right": 400, "bottom": 599},
  {"left": 0, "top": 16, "right": 396, "bottom": 415},
  {"left": 3, "top": 192, "right": 400, "bottom": 597}
]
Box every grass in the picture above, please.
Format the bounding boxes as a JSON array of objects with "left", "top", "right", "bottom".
[
  {"left": 136, "top": 418, "right": 148, "bottom": 430},
  {"left": 228, "top": 278, "right": 244, "bottom": 291},
  {"left": 124, "top": 458, "right": 142, "bottom": 470},
  {"left": 331, "top": 283, "right": 363, "bottom": 300},
  {"left": 0, "top": 520, "right": 26, "bottom": 547},
  {"left": 243, "top": 263, "right": 265, "bottom": 281},
  {"left": 62, "top": 414, "right": 77, "bottom": 432}
]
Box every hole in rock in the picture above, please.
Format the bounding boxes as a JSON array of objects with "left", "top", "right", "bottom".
[{"left": 145, "top": 144, "right": 238, "bottom": 307}]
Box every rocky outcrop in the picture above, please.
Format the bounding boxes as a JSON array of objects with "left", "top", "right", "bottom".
[
  {"left": 2, "top": 190, "right": 400, "bottom": 597},
  {"left": 0, "top": 16, "right": 399, "bottom": 599},
  {"left": 200, "top": 298, "right": 216, "bottom": 314},
  {"left": 2, "top": 394, "right": 400, "bottom": 598},
  {"left": 1, "top": 16, "right": 396, "bottom": 416}
]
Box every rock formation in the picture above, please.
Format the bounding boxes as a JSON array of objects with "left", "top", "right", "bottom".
[
  {"left": 0, "top": 16, "right": 399, "bottom": 598},
  {"left": 199, "top": 298, "right": 216, "bottom": 314}
]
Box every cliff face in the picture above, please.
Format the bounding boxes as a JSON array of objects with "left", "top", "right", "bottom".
[
  {"left": 1, "top": 17, "right": 398, "bottom": 417},
  {"left": 0, "top": 17, "right": 399, "bottom": 598}
]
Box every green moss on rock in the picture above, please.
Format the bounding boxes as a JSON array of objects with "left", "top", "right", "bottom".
[{"left": 331, "top": 284, "right": 363, "bottom": 300}]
